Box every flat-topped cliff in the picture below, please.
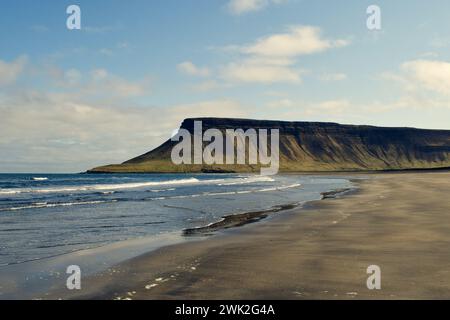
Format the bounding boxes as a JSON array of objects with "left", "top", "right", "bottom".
[{"left": 88, "top": 118, "right": 450, "bottom": 173}]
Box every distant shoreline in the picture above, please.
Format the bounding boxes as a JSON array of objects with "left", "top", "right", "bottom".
[
  {"left": 1, "top": 167, "right": 449, "bottom": 175},
  {"left": 85, "top": 166, "right": 450, "bottom": 174}
]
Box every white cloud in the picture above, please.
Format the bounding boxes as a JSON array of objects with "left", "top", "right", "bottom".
[
  {"left": 228, "top": 0, "right": 267, "bottom": 15},
  {"left": 262, "top": 98, "right": 373, "bottom": 125},
  {"left": 90, "top": 69, "right": 149, "bottom": 97},
  {"left": 242, "top": 26, "right": 349, "bottom": 58},
  {"left": 220, "top": 26, "right": 348, "bottom": 84},
  {"left": 0, "top": 55, "right": 28, "bottom": 85},
  {"left": 227, "top": 0, "right": 287, "bottom": 15},
  {"left": 222, "top": 60, "right": 301, "bottom": 83},
  {"left": 268, "top": 98, "right": 350, "bottom": 114},
  {"left": 267, "top": 98, "right": 294, "bottom": 108},
  {"left": 0, "top": 87, "right": 248, "bottom": 172},
  {"left": 0, "top": 56, "right": 247, "bottom": 171},
  {"left": 177, "top": 61, "right": 210, "bottom": 77},
  {"left": 50, "top": 67, "right": 150, "bottom": 98},
  {"left": 183, "top": 26, "right": 348, "bottom": 86},
  {"left": 168, "top": 100, "right": 247, "bottom": 120},
  {"left": 401, "top": 59, "right": 450, "bottom": 96},
  {"left": 371, "top": 59, "right": 450, "bottom": 115},
  {"left": 310, "top": 99, "right": 351, "bottom": 114}
]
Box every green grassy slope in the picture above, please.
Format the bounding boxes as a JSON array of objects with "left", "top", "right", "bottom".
[{"left": 89, "top": 118, "right": 450, "bottom": 173}]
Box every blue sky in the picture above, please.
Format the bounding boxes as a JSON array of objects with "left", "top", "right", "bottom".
[{"left": 1, "top": 0, "right": 450, "bottom": 172}]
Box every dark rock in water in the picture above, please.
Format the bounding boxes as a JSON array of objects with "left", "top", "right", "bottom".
[
  {"left": 321, "top": 188, "right": 353, "bottom": 199},
  {"left": 88, "top": 117, "right": 450, "bottom": 173},
  {"left": 183, "top": 203, "right": 300, "bottom": 236}
]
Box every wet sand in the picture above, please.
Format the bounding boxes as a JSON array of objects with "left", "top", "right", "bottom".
[{"left": 52, "top": 172, "right": 450, "bottom": 300}]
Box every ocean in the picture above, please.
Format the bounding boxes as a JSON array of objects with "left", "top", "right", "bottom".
[{"left": 0, "top": 173, "right": 352, "bottom": 267}]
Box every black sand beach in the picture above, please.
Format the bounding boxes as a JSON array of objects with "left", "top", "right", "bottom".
[{"left": 46, "top": 171, "right": 450, "bottom": 300}]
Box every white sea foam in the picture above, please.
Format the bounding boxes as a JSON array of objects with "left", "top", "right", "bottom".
[
  {"left": 218, "top": 176, "right": 274, "bottom": 186},
  {"left": 32, "top": 177, "right": 48, "bottom": 181},
  {"left": 171, "top": 195, "right": 190, "bottom": 199},
  {"left": 149, "top": 182, "right": 302, "bottom": 200},
  {"left": 258, "top": 183, "right": 301, "bottom": 192},
  {"left": 151, "top": 197, "right": 167, "bottom": 201},
  {"left": 0, "top": 177, "right": 213, "bottom": 195},
  {"left": 206, "top": 191, "right": 237, "bottom": 196},
  {"left": 258, "top": 187, "right": 278, "bottom": 192},
  {"left": 277, "top": 183, "right": 302, "bottom": 190},
  {"left": 0, "top": 190, "right": 21, "bottom": 195},
  {"left": 0, "top": 200, "right": 114, "bottom": 212},
  {"left": 0, "top": 176, "right": 276, "bottom": 195},
  {"left": 149, "top": 188, "right": 176, "bottom": 193}
]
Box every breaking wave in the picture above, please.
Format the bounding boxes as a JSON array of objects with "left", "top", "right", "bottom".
[
  {"left": 0, "top": 177, "right": 207, "bottom": 195},
  {"left": 0, "top": 200, "right": 116, "bottom": 212}
]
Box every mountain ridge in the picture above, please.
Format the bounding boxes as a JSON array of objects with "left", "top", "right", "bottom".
[{"left": 88, "top": 117, "right": 450, "bottom": 173}]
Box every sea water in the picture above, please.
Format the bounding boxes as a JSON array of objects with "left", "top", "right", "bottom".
[{"left": 0, "top": 173, "right": 352, "bottom": 267}]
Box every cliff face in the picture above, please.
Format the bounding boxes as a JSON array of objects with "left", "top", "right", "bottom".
[{"left": 89, "top": 118, "right": 450, "bottom": 173}]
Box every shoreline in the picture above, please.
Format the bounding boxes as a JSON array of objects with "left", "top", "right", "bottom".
[
  {"left": 184, "top": 187, "right": 354, "bottom": 236},
  {"left": 85, "top": 167, "right": 450, "bottom": 174},
  {"left": 36, "top": 176, "right": 356, "bottom": 300},
  {"left": 47, "top": 171, "right": 450, "bottom": 300},
  {"left": 42, "top": 177, "right": 358, "bottom": 300},
  {"left": 0, "top": 174, "right": 353, "bottom": 299},
  {"left": 183, "top": 203, "right": 302, "bottom": 236}
]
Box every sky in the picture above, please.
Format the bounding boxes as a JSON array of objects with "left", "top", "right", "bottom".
[{"left": 1, "top": 0, "right": 450, "bottom": 173}]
